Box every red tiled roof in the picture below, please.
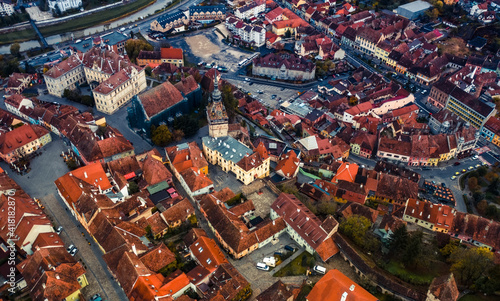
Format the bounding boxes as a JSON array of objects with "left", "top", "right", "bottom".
[
  {"left": 138, "top": 81, "right": 184, "bottom": 118},
  {"left": 0, "top": 124, "right": 49, "bottom": 155},
  {"left": 190, "top": 236, "right": 228, "bottom": 272},
  {"left": 161, "top": 47, "right": 183, "bottom": 60},
  {"left": 307, "top": 269, "right": 377, "bottom": 301}
]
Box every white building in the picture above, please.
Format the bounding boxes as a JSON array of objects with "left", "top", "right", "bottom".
[
  {"left": 235, "top": 0, "right": 265, "bottom": 19},
  {"left": 226, "top": 17, "right": 266, "bottom": 47},
  {"left": 0, "top": 0, "right": 14, "bottom": 16},
  {"left": 48, "top": 0, "right": 82, "bottom": 13}
]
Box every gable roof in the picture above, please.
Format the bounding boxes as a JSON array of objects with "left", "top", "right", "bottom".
[
  {"left": 138, "top": 81, "right": 184, "bottom": 118},
  {"left": 307, "top": 269, "right": 377, "bottom": 301}
]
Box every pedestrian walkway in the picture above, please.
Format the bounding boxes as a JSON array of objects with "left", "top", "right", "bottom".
[{"left": 270, "top": 248, "right": 305, "bottom": 276}]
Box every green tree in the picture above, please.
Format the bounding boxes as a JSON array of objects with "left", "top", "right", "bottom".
[
  {"left": 402, "top": 230, "right": 423, "bottom": 267},
  {"left": 388, "top": 224, "right": 409, "bottom": 257},
  {"left": 284, "top": 29, "right": 291, "bottom": 38},
  {"left": 339, "top": 215, "right": 372, "bottom": 246},
  {"left": 316, "top": 200, "right": 337, "bottom": 216},
  {"left": 128, "top": 181, "right": 139, "bottom": 195},
  {"left": 124, "top": 39, "right": 154, "bottom": 63},
  {"left": 151, "top": 125, "right": 172, "bottom": 146},
  {"left": 10, "top": 43, "right": 20, "bottom": 57},
  {"left": 173, "top": 115, "right": 199, "bottom": 137},
  {"left": 145, "top": 66, "right": 152, "bottom": 76},
  {"left": 450, "top": 247, "right": 494, "bottom": 287}
]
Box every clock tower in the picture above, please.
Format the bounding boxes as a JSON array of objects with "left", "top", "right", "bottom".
[{"left": 207, "top": 76, "right": 229, "bottom": 138}]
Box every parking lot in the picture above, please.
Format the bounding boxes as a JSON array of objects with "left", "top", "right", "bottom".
[{"left": 229, "top": 233, "right": 306, "bottom": 297}]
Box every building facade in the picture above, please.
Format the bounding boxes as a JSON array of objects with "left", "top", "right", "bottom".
[
  {"left": 189, "top": 5, "right": 226, "bottom": 23},
  {"left": 252, "top": 53, "right": 316, "bottom": 81},
  {"left": 150, "top": 10, "right": 189, "bottom": 32}
]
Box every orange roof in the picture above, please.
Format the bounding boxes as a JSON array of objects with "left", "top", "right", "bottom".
[
  {"left": 315, "top": 237, "right": 339, "bottom": 262},
  {"left": 69, "top": 162, "right": 112, "bottom": 190},
  {"left": 275, "top": 150, "right": 300, "bottom": 178},
  {"left": 158, "top": 271, "right": 191, "bottom": 296},
  {"left": 161, "top": 47, "right": 183, "bottom": 60},
  {"left": 0, "top": 124, "right": 49, "bottom": 155},
  {"left": 254, "top": 141, "right": 270, "bottom": 160},
  {"left": 332, "top": 162, "right": 358, "bottom": 183},
  {"left": 307, "top": 269, "right": 378, "bottom": 301},
  {"left": 190, "top": 236, "right": 228, "bottom": 272}
]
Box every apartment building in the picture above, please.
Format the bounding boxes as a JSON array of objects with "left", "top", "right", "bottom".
[
  {"left": 0, "top": 124, "right": 51, "bottom": 164},
  {"left": 235, "top": 0, "right": 265, "bottom": 19},
  {"left": 252, "top": 53, "right": 316, "bottom": 81},
  {"left": 226, "top": 17, "right": 266, "bottom": 47}
]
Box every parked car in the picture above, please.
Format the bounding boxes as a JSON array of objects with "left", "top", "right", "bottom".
[
  {"left": 462, "top": 169, "right": 467, "bottom": 173},
  {"left": 454, "top": 162, "right": 461, "bottom": 166},
  {"left": 244, "top": 77, "right": 250, "bottom": 82},
  {"left": 472, "top": 155, "right": 478, "bottom": 160},
  {"left": 455, "top": 172, "right": 460, "bottom": 175},
  {"left": 468, "top": 166, "right": 474, "bottom": 170},
  {"left": 451, "top": 176, "right": 456, "bottom": 180},
  {"left": 441, "top": 183, "right": 446, "bottom": 188},
  {"left": 313, "top": 265, "right": 326, "bottom": 275},
  {"left": 70, "top": 247, "right": 78, "bottom": 256},
  {"left": 90, "top": 294, "right": 102, "bottom": 301},
  {"left": 256, "top": 262, "right": 269, "bottom": 271}
]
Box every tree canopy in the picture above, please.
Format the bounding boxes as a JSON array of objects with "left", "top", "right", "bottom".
[
  {"left": 125, "top": 39, "right": 153, "bottom": 63},
  {"left": 151, "top": 125, "right": 172, "bottom": 146},
  {"left": 450, "top": 247, "right": 494, "bottom": 287}
]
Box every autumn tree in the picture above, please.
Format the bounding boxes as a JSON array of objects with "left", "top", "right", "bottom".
[
  {"left": 151, "top": 125, "right": 172, "bottom": 147},
  {"left": 468, "top": 177, "right": 479, "bottom": 192},
  {"left": 10, "top": 43, "right": 20, "bottom": 57},
  {"left": 339, "top": 215, "right": 372, "bottom": 247},
  {"left": 172, "top": 129, "right": 185, "bottom": 142},
  {"left": 450, "top": 247, "right": 494, "bottom": 287},
  {"left": 125, "top": 39, "right": 154, "bottom": 63}
]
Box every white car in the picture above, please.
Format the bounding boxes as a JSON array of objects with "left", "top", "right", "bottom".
[
  {"left": 244, "top": 77, "right": 251, "bottom": 82},
  {"left": 472, "top": 155, "right": 478, "bottom": 160}
]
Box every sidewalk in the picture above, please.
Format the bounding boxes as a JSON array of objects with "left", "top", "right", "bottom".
[{"left": 270, "top": 248, "right": 305, "bottom": 276}]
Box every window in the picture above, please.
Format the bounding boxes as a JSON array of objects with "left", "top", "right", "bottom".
[
  {"left": 206, "top": 258, "right": 212, "bottom": 264},
  {"left": 198, "top": 247, "right": 203, "bottom": 253}
]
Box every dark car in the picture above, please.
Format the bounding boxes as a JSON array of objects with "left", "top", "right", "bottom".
[{"left": 454, "top": 162, "right": 460, "bottom": 166}]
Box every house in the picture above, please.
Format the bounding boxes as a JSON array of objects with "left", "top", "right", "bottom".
[
  {"left": 160, "top": 198, "right": 195, "bottom": 228},
  {"left": 189, "top": 235, "right": 228, "bottom": 273},
  {"left": 202, "top": 135, "right": 270, "bottom": 185},
  {"left": 48, "top": 0, "right": 81, "bottom": 13},
  {"left": 481, "top": 116, "right": 500, "bottom": 147},
  {"left": 298, "top": 135, "right": 350, "bottom": 161},
  {"left": 199, "top": 190, "right": 286, "bottom": 259},
  {"left": 275, "top": 150, "right": 300, "bottom": 179},
  {"left": 127, "top": 76, "right": 201, "bottom": 136},
  {"left": 306, "top": 269, "right": 378, "bottom": 301},
  {"left": 150, "top": 9, "right": 189, "bottom": 32},
  {"left": 256, "top": 280, "right": 299, "bottom": 301},
  {"left": 445, "top": 88, "right": 496, "bottom": 129},
  {"left": 5, "top": 73, "right": 33, "bottom": 95},
  {"left": 0, "top": 124, "right": 51, "bottom": 164},
  {"left": 225, "top": 17, "right": 266, "bottom": 47},
  {"left": 235, "top": 0, "right": 265, "bottom": 19},
  {"left": 403, "top": 198, "right": 455, "bottom": 233},
  {"left": 270, "top": 193, "right": 339, "bottom": 261},
  {"left": 17, "top": 248, "right": 88, "bottom": 301},
  {"left": 349, "top": 132, "right": 377, "bottom": 158},
  {"left": 375, "top": 173, "right": 419, "bottom": 205},
  {"left": 252, "top": 53, "right": 316, "bottom": 81},
  {"left": 426, "top": 274, "right": 459, "bottom": 301},
  {"left": 197, "top": 263, "right": 250, "bottom": 300},
  {"left": 0, "top": 0, "right": 15, "bottom": 15},
  {"left": 136, "top": 47, "right": 184, "bottom": 67},
  {"left": 449, "top": 212, "right": 500, "bottom": 251},
  {"left": 189, "top": 5, "right": 226, "bottom": 22}
]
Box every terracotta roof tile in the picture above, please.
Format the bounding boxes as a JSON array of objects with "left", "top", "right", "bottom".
[
  {"left": 307, "top": 269, "right": 377, "bottom": 301},
  {"left": 138, "top": 81, "right": 184, "bottom": 118}
]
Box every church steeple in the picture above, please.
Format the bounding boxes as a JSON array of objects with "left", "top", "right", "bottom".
[
  {"left": 211, "top": 73, "right": 222, "bottom": 103},
  {"left": 207, "top": 69, "right": 228, "bottom": 138}
]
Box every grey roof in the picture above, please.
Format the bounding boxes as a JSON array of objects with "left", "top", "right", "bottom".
[
  {"left": 156, "top": 10, "right": 186, "bottom": 27},
  {"left": 397, "top": 0, "right": 432, "bottom": 13},
  {"left": 100, "top": 31, "right": 128, "bottom": 46},
  {"left": 189, "top": 5, "right": 225, "bottom": 14},
  {"left": 202, "top": 136, "right": 252, "bottom": 164}
]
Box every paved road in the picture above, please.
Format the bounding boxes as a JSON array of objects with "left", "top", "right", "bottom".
[{"left": 0, "top": 138, "right": 127, "bottom": 301}]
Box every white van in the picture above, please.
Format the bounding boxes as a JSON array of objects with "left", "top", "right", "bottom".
[
  {"left": 313, "top": 265, "right": 326, "bottom": 274},
  {"left": 263, "top": 257, "right": 276, "bottom": 267},
  {"left": 256, "top": 262, "right": 269, "bottom": 271}
]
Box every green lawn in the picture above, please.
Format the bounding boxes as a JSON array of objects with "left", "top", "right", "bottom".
[
  {"left": 384, "top": 260, "right": 438, "bottom": 286},
  {"left": 0, "top": 0, "right": 155, "bottom": 45},
  {"left": 459, "top": 294, "right": 500, "bottom": 301},
  {"left": 273, "top": 252, "right": 315, "bottom": 277},
  {"left": 40, "top": 0, "right": 156, "bottom": 37},
  {"left": 0, "top": 29, "right": 37, "bottom": 45}
]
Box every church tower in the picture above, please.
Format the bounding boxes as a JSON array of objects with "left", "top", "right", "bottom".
[{"left": 207, "top": 75, "right": 229, "bottom": 137}]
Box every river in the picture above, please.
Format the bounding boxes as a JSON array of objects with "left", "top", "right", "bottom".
[{"left": 0, "top": 0, "right": 173, "bottom": 54}]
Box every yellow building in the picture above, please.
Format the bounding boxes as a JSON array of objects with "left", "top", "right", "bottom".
[
  {"left": 202, "top": 136, "right": 270, "bottom": 185},
  {"left": 445, "top": 89, "right": 496, "bottom": 129}
]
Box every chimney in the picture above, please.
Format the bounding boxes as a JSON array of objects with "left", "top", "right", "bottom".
[{"left": 132, "top": 244, "right": 137, "bottom": 255}]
